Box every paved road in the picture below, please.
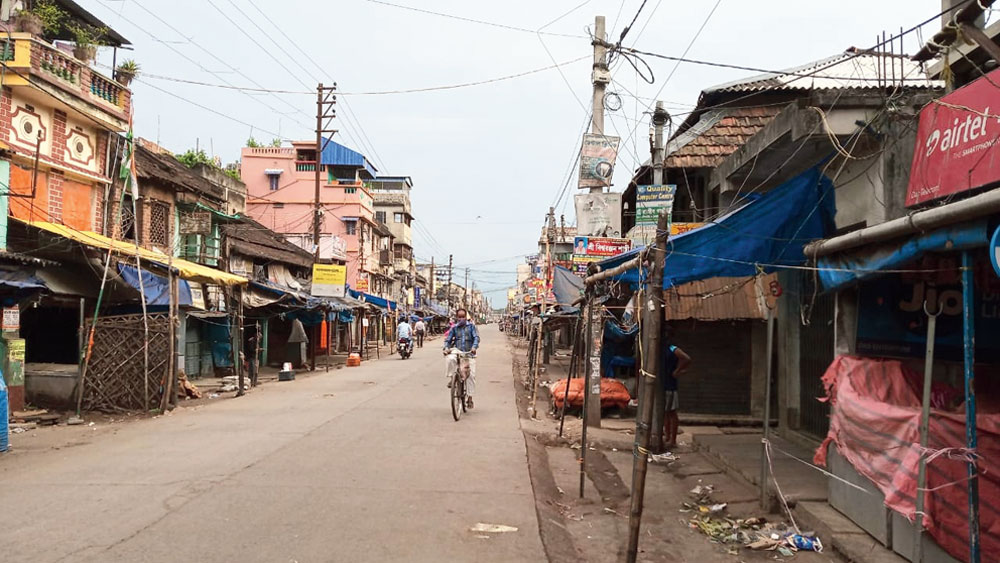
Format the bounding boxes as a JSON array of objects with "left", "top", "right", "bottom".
[{"left": 0, "top": 325, "right": 545, "bottom": 562}]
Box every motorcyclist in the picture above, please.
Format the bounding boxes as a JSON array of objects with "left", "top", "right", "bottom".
[
  {"left": 397, "top": 318, "right": 413, "bottom": 355},
  {"left": 443, "top": 308, "right": 480, "bottom": 408}
]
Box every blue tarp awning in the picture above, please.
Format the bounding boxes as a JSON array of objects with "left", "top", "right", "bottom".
[
  {"left": 599, "top": 166, "right": 836, "bottom": 288},
  {"left": 348, "top": 288, "right": 397, "bottom": 312},
  {"left": 118, "top": 264, "right": 193, "bottom": 306},
  {"left": 817, "top": 220, "right": 988, "bottom": 293}
]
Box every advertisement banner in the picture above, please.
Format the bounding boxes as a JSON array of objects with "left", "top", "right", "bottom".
[
  {"left": 635, "top": 184, "right": 676, "bottom": 225},
  {"left": 572, "top": 236, "right": 632, "bottom": 275},
  {"left": 906, "top": 68, "right": 1000, "bottom": 206},
  {"left": 575, "top": 193, "right": 623, "bottom": 237},
  {"left": 312, "top": 263, "right": 347, "bottom": 297},
  {"left": 856, "top": 261, "right": 1000, "bottom": 361},
  {"left": 414, "top": 287, "right": 422, "bottom": 307},
  {"left": 578, "top": 134, "right": 620, "bottom": 189}
]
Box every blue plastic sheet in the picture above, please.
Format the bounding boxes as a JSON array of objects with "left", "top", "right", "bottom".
[
  {"left": 117, "top": 264, "right": 193, "bottom": 306},
  {"left": 205, "top": 317, "right": 233, "bottom": 368},
  {"left": 598, "top": 167, "right": 836, "bottom": 288},
  {"left": 817, "top": 221, "right": 988, "bottom": 292}
]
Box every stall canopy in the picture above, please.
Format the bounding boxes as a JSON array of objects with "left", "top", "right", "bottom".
[
  {"left": 18, "top": 219, "right": 247, "bottom": 286},
  {"left": 598, "top": 167, "right": 836, "bottom": 288},
  {"left": 552, "top": 265, "right": 584, "bottom": 313},
  {"left": 0, "top": 270, "right": 46, "bottom": 290},
  {"left": 816, "top": 220, "right": 988, "bottom": 293}
]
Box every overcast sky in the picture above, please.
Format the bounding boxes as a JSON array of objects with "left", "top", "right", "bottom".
[{"left": 87, "top": 0, "right": 948, "bottom": 305}]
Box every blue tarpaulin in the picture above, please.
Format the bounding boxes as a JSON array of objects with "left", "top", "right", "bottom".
[
  {"left": 0, "top": 270, "right": 45, "bottom": 290},
  {"left": 118, "top": 264, "right": 193, "bottom": 306},
  {"left": 205, "top": 317, "right": 234, "bottom": 368},
  {"left": 598, "top": 167, "right": 836, "bottom": 288},
  {"left": 817, "top": 220, "right": 988, "bottom": 292},
  {"left": 552, "top": 265, "right": 584, "bottom": 313},
  {"left": 348, "top": 288, "right": 397, "bottom": 312}
]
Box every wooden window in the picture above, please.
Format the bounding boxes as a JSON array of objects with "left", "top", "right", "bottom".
[
  {"left": 375, "top": 211, "right": 386, "bottom": 224},
  {"left": 149, "top": 200, "right": 170, "bottom": 247},
  {"left": 345, "top": 221, "right": 357, "bottom": 236}
]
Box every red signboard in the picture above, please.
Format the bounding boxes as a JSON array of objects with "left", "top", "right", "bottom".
[{"left": 906, "top": 69, "right": 1000, "bottom": 207}]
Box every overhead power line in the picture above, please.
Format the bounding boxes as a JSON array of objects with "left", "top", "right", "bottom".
[{"left": 367, "top": 0, "right": 587, "bottom": 38}]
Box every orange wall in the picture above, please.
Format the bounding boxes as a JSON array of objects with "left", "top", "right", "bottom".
[
  {"left": 8, "top": 165, "right": 49, "bottom": 223},
  {"left": 61, "top": 178, "right": 92, "bottom": 231}
]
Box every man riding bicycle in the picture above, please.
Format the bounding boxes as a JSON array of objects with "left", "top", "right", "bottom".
[{"left": 443, "top": 308, "right": 480, "bottom": 408}]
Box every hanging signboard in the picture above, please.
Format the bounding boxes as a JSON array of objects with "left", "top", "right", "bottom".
[
  {"left": 635, "top": 184, "right": 677, "bottom": 226},
  {"left": 628, "top": 222, "right": 704, "bottom": 246},
  {"left": 179, "top": 210, "right": 212, "bottom": 235},
  {"left": 578, "top": 134, "right": 620, "bottom": 189},
  {"left": 575, "top": 193, "right": 622, "bottom": 237},
  {"left": 355, "top": 277, "right": 369, "bottom": 292},
  {"left": 906, "top": 68, "right": 1000, "bottom": 206},
  {"left": 313, "top": 263, "right": 347, "bottom": 297},
  {"left": 572, "top": 236, "right": 632, "bottom": 275}
]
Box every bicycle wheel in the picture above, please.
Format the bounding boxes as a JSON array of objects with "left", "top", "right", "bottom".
[
  {"left": 461, "top": 377, "right": 468, "bottom": 413},
  {"left": 451, "top": 373, "right": 463, "bottom": 421}
]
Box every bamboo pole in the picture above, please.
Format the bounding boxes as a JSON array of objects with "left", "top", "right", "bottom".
[
  {"left": 558, "top": 317, "right": 580, "bottom": 437},
  {"left": 626, "top": 211, "right": 670, "bottom": 563}
]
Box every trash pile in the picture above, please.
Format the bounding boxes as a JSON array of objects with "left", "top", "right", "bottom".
[{"left": 682, "top": 484, "right": 822, "bottom": 557}]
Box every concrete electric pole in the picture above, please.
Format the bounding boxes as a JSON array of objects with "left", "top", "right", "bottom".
[
  {"left": 590, "top": 15, "right": 609, "bottom": 195},
  {"left": 649, "top": 100, "right": 670, "bottom": 451},
  {"left": 447, "top": 254, "right": 453, "bottom": 315}
]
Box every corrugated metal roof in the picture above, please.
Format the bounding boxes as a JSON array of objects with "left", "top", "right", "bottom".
[
  {"left": 662, "top": 275, "right": 774, "bottom": 321},
  {"left": 664, "top": 106, "right": 782, "bottom": 169},
  {"left": 319, "top": 137, "right": 378, "bottom": 178},
  {"left": 706, "top": 49, "right": 938, "bottom": 94}
]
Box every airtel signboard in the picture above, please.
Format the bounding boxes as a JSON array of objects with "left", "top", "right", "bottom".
[{"left": 906, "top": 68, "right": 1000, "bottom": 207}]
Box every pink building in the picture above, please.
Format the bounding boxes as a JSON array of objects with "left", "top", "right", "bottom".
[{"left": 241, "top": 139, "right": 394, "bottom": 294}]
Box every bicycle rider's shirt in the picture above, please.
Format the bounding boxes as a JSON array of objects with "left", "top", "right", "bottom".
[{"left": 444, "top": 322, "right": 480, "bottom": 353}]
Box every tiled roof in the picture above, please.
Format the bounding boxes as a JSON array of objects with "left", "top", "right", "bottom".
[{"left": 664, "top": 105, "right": 781, "bottom": 169}]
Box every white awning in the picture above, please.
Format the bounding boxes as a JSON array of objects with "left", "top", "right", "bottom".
[{"left": 264, "top": 168, "right": 284, "bottom": 175}]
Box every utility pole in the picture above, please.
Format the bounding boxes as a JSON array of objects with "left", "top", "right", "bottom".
[
  {"left": 314, "top": 83, "right": 338, "bottom": 261},
  {"left": 649, "top": 101, "right": 669, "bottom": 452},
  {"left": 530, "top": 208, "right": 555, "bottom": 418},
  {"left": 447, "top": 254, "right": 453, "bottom": 315},
  {"left": 590, "top": 15, "right": 609, "bottom": 195},
  {"left": 430, "top": 257, "right": 435, "bottom": 305},
  {"left": 464, "top": 268, "right": 469, "bottom": 308}
]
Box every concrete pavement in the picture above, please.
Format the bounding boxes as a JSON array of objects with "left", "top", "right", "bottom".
[{"left": 0, "top": 325, "right": 546, "bottom": 562}]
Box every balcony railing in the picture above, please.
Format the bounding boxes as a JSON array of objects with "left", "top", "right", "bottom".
[
  {"left": 246, "top": 147, "right": 293, "bottom": 156},
  {"left": 295, "top": 161, "right": 317, "bottom": 172},
  {"left": 7, "top": 34, "right": 130, "bottom": 120}
]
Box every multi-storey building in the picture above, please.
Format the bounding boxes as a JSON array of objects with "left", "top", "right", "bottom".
[{"left": 371, "top": 175, "right": 414, "bottom": 307}]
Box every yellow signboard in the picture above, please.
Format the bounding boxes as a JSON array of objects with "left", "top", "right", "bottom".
[{"left": 312, "top": 263, "right": 347, "bottom": 297}]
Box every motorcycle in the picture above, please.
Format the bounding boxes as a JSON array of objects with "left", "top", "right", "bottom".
[{"left": 398, "top": 337, "right": 413, "bottom": 359}]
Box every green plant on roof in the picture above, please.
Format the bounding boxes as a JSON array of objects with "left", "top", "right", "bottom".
[
  {"left": 25, "top": 0, "right": 66, "bottom": 36},
  {"left": 176, "top": 148, "right": 213, "bottom": 168},
  {"left": 68, "top": 22, "right": 107, "bottom": 47},
  {"left": 246, "top": 137, "right": 262, "bottom": 148}
]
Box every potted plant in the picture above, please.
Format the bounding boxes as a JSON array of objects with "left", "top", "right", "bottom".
[
  {"left": 115, "top": 59, "right": 139, "bottom": 86},
  {"left": 68, "top": 23, "right": 105, "bottom": 62},
  {"left": 13, "top": 1, "right": 64, "bottom": 37}
]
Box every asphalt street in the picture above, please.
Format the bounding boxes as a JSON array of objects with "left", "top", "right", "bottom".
[{"left": 0, "top": 325, "right": 546, "bottom": 562}]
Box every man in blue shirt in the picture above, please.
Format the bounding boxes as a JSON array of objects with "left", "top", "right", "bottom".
[
  {"left": 660, "top": 326, "right": 692, "bottom": 450},
  {"left": 443, "top": 307, "right": 480, "bottom": 408}
]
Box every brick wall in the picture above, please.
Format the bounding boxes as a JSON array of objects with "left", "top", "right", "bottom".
[
  {"left": 51, "top": 109, "right": 66, "bottom": 164},
  {"left": 0, "top": 87, "right": 12, "bottom": 137},
  {"left": 47, "top": 169, "right": 63, "bottom": 223}
]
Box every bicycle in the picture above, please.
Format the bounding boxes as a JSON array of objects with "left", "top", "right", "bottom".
[{"left": 448, "top": 349, "right": 474, "bottom": 421}]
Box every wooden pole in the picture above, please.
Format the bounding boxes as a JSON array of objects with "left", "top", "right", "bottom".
[
  {"left": 759, "top": 306, "right": 776, "bottom": 508},
  {"left": 160, "top": 266, "right": 176, "bottom": 411},
  {"left": 626, "top": 211, "right": 669, "bottom": 563},
  {"left": 559, "top": 317, "right": 581, "bottom": 437}
]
